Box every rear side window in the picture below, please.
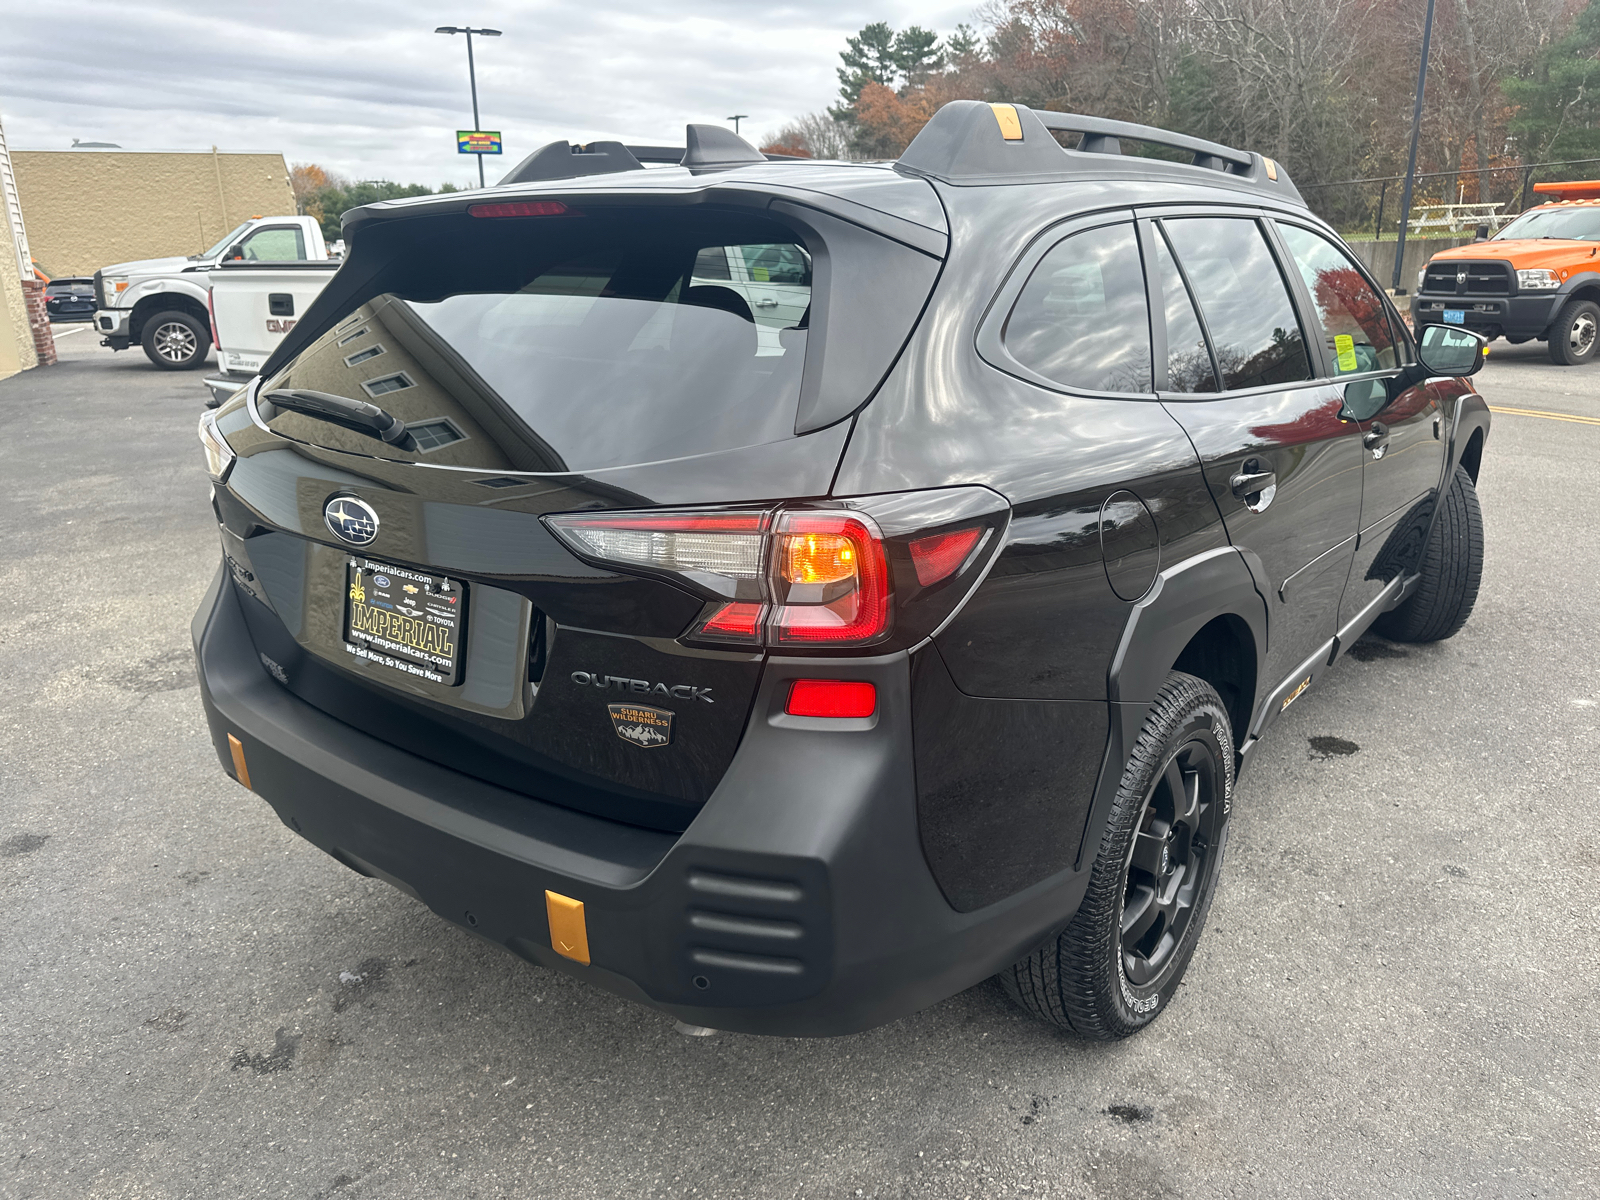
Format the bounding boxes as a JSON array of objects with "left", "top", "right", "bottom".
[
  {"left": 1003, "top": 222, "right": 1152, "bottom": 393},
  {"left": 263, "top": 211, "right": 815, "bottom": 471},
  {"left": 1161, "top": 218, "right": 1310, "bottom": 391},
  {"left": 1152, "top": 229, "right": 1218, "bottom": 393},
  {"left": 1276, "top": 224, "right": 1400, "bottom": 375}
]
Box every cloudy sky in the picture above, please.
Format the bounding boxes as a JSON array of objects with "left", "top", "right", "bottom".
[{"left": 0, "top": 0, "right": 975, "bottom": 186}]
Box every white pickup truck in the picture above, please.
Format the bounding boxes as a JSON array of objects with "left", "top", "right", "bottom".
[
  {"left": 203, "top": 260, "right": 338, "bottom": 405},
  {"left": 93, "top": 214, "right": 330, "bottom": 371}
]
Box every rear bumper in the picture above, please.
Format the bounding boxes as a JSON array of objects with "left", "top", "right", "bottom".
[
  {"left": 193, "top": 564, "right": 1088, "bottom": 1035},
  {"left": 1410, "top": 293, "right": 1561, "bottom": 340},
  {"left": 204, "top": 371, "right": 254, "bottom": 408}
]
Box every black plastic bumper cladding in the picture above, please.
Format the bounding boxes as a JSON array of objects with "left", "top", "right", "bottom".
[{"left": 194, "top": 564, "right": 1092, "bottom": 1036}]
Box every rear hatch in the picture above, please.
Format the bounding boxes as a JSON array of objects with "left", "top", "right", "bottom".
[{"left": 210, "top": 184, "right": 945, "bottom": 830}]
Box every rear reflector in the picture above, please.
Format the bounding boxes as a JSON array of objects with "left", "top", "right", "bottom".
[
  {"left": 545, "top": 890, "right": 591, "bottom": 965},
  {"left": 786, "top": 679, "right": 877, "bottom": 719},
  {"left": 908, "top": 526, "right": 984, "bottom": 587},
  {"left": 227, "top": 733, "right": 251, "bottom": 790},
  {"left": 468, "top": 200, "right": 573, "bottom": 218}
]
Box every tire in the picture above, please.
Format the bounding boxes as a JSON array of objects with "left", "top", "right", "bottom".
[
  {"left": 1546, "top": 298, "right": 1599, "bottom": 366},
  {"left": 1373, "top": 465, "right": 1483, "bottom": 643},
  {"left": 1001, "top": 672, "right": 1234, "bottom": 1039},
  {"left": 140, "top": 310, "right": 210, "bottom": 370}
]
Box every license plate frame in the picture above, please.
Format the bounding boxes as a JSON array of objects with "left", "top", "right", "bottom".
[
  {"left": 1442, "top": 308, "right": 1465, "bottom": 324},
  {"left": 343, "top": 558, "right": 468, "bottom": 686}
]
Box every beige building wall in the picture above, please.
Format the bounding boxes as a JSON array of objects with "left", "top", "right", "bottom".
[
  {"left": 0, "top": 265, "right": 30, "bottom": 379},
  {"left": 11, "top": 150, "right": 296, "bottom": 277}
]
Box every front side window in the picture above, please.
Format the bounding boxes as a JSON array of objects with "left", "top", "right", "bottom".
[
  {"left": 1003, "top": 222, "right": 1153, "bottom": 393},
  {"left": 1277, "top": 224, "right": 1399, "bottom": 376},
  {"left": 1161, "top": 217, "right": 1310, "bottom": 391},
  {"left": 238, "top": 226, "right": 307, "bottom": 261}
]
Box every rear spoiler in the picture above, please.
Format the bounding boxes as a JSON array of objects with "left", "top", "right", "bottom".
[{"left": 498, "top": 124, "right": 807, "bottom": 186}]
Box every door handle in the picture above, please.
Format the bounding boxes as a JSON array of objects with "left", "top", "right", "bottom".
[
  {"left": 1362, "top": 422, "right": 1388, "bottom": 451},
  {"left": 1230, "top": 468, "right": 1278, "bottom": 499}
]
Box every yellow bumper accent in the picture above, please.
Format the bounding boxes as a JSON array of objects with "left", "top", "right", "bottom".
[{"left": 546, "top": 891, "right": 591, "bottom": 965}]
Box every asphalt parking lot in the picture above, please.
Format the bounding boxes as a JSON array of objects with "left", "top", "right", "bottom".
[{"left": 3, "top": 328, "right": 1596, "bottom": 1199}]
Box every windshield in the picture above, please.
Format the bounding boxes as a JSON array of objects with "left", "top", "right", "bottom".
[
  {"left": 1494, "top": 206, "right": 1600, "bottom": 241},
  {"left": 261, "top": 210, "right": 814, "bottom": 472},
  {"left": 196, "top": 222, "right": 253, "bottom": 260}
]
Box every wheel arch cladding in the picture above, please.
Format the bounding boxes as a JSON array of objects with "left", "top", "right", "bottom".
[
  {"left": 131, "top": 293, "right": 208, "bottom": 335},
  {"left": 1460, "top": 428, "right": 1485, "bottom": 483},
  {"left": 1107, "top": 547, "right": 1266, "bottom": 745}
]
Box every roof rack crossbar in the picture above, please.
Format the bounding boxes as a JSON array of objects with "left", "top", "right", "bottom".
[
  {"left": 497, "top": 126, "right": 781, "bottom": 185},
  {"left": 1030, "top": 112, "right": 1253, "bottom": 173}
]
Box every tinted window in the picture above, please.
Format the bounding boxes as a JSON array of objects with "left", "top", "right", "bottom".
[
  {"left": 263, "top": 212, "right": 812, "bottom": 471},
  {"left": 1004, "top": 222, "right": 1152, "bottom": 393},
  {"left": 1153, "top": 229, "right": 1218, "bottom": 393},
  {"left": 240, "top": 226, "right": 306, "bottom": 261},
  {"left": 1161, "top": 218, "right": 1310, "bottom": 391},
  {"left": 1277, "top": 224, "right": 1399, "bottom": 376}
]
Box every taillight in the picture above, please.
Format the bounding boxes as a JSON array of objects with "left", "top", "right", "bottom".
[
  {"left": 206, "top": 287, "right": 221, "bottom": 349},
  {"left": 768, "top": 511, "right": 889, "bottom": 645},
  {"left": 544, "top": 488, "right": 1010, "bottom": 653}
]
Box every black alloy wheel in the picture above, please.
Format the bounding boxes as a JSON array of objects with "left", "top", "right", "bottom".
[
  {"left": 1001, "top": 671, "right": 1233, "bottom": 1039},
  {"left": 141, "top": 309, "right": 210, "bottom": 370},
  {"left": 1119, "top": 738, "right": 1224, "bottom": 987}
]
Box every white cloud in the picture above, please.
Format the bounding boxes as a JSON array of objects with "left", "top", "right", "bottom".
[{"left": 0, "top": 0, "right": 974, "bottom": 186}]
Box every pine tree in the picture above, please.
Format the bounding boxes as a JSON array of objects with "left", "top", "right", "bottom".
[{"left": 1506, "top": 0, "right": 1600, "bottom": 163}]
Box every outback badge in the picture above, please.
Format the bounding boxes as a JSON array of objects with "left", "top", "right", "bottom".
[{"left": 608, "top": 703, "right": 673, "bottom": 749}]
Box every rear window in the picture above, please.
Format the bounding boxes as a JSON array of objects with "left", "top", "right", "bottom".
[{"left": 262, "top": 210, "right": 813, "bottom": 472}]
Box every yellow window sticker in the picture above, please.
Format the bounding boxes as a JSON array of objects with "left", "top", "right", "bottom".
[{"left": 1334, "top": 333, "right": 1358, "bottom": 373}]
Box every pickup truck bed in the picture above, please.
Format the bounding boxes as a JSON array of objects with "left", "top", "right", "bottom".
[{"left": 205, "top": 260, "right": 339, "bottom": 405}]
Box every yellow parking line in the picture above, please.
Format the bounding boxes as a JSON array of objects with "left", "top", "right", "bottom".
[{"left": 1488, "top": 405, "right": 1600, "bottom": 427}]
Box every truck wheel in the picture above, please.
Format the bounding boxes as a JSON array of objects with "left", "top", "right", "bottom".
[
  {"left": 1000, "top": 672, "right": 1233, "bottom": 1040},
  {"left": 141, "top": 310, "right": 210, "bottom": 370},
  {"left": 1374, "top": 465, "right": 1483, "bottom": 643},
  {"left": 1546, "top": 299, "right": 1600, "bottom": 366}
]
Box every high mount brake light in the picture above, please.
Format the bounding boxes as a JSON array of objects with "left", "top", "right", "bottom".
[
  {"left": 467, "top": 200, "right": 575, "bottom": 218},
  {"left": 544, "top": 507, "right": 893, "bottom": 648}
]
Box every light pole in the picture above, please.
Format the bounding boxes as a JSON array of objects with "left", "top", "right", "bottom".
[
  {"left": 727, "top": 115, "right": 749, "bottom": 136},
  {"left": 435, "top": 25, "right": 502, "bottom": 187},
  {"left": 1391, "top": 0, "right": 1436, "bottom": 293}
]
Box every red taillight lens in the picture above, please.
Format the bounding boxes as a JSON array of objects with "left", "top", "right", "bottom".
[
  {"left": 698, "top": 601, "right": 766, "bottom": 641},
  {"left": 769, "top": 511, "right": 891, "bottom": 646},
  {"left": 908, "top": 526, "right": 983, "bottom": 586},
  {"left": 786, "top": 679, "right": 877, "bottom": 718},
  {"left": 468, "top": 200, "right": 573, "bottom": 218}
]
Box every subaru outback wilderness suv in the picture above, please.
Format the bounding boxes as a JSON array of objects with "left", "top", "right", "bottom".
[{"left": 194, "top": 105, "right": 1490, "bottom": 1039}]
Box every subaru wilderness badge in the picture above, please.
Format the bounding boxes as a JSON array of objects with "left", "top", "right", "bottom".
[
  {"left": 608, "top": 703, "right": 673, "bottom": 748},
  {"left": 324, "top": 496, "right": 380, "bottom": 547}
]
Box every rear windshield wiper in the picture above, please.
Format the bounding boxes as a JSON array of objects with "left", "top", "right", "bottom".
[{"left": 261, "top": 389, "right": 418, "bottom": 453}]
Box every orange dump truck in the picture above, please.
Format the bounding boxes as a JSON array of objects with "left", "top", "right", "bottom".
[{"left": 1411, "top": 180, "right": 1600, "bottom": 365}]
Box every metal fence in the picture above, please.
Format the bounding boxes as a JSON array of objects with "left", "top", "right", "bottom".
[{"left": 1299, "top": 159, "right": 1600, "bottom": 240}]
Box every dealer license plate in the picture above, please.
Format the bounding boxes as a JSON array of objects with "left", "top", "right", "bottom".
[
  {"left": 343, "top": 559, "right": 467, "bottom": 685},
  {"left": 1443, "top": 309, "right": 1465, "bottom": 324}
]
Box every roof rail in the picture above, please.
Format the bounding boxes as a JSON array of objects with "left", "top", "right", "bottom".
[
  {"left": 498, "top": 124, "right": 796, "bottom": 185},
  {"left": 896, "top": 101, "right": 1301, "bottom": 202}
]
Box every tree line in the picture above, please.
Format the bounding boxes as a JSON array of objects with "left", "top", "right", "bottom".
[
  {"left": 288, "top": 164, "right": 461, "bottom": 243},
  {"left": 760, "top": 0, "right": 1600, "bottom": 234}
]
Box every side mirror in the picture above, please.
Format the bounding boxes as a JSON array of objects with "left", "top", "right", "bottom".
[
  {"left": 1416, "top": 323, "right": 1489, "bottom": 378},
  {"left": 1474, "top": 223, "right": 1490, "bottom": 242},
  {"left": 225, "top": 244, "right": 246, "bottom": 261}
]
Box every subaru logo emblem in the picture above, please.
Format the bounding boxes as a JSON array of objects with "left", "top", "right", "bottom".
[{"left": 324, "top": 496, "right": 379, "bottom": 546}]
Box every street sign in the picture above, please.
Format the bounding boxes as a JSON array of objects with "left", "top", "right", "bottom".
[{"left": 457, "top": 131, "right": 503, "bottom": 155}]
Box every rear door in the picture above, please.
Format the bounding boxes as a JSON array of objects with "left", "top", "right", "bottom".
[{"left": 1149, "top": 212, "right": 1365, "bottom": 725}]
